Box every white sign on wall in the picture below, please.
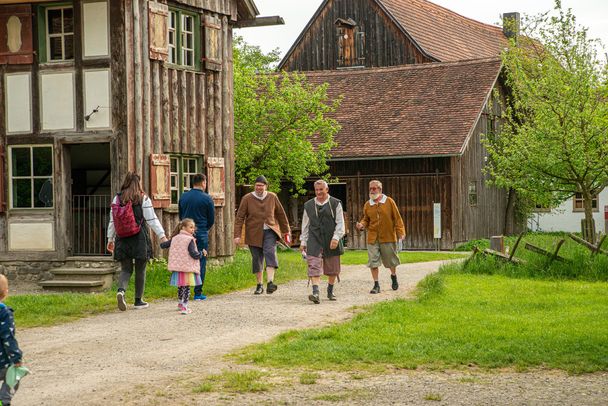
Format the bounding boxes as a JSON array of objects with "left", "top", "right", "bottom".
[{"left": 433, "top": 203, "right": 441, "bottom": 239}]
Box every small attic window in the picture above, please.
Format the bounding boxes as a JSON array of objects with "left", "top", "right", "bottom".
[{"left": 335, "top": 18, "right": 364, "bottom": 68}]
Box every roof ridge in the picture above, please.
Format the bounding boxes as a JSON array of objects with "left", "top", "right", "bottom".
[
  {"left": 299, "top": 57, "right": 502, "bottom": 77},
  {"left": 379, "top": 0, "right": 504, "bottom": 33}
]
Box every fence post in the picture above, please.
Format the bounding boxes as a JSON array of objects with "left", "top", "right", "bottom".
[{"left": 490, "top": 235, "right": 505, "bottom": 253}]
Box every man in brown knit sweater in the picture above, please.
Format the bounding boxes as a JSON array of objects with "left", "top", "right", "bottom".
[
  {"left": 234, "top": 176, "right": 291, "bottom": 295},
  {"left": 356, "top": 180, "right": 405, "bottom": 294}
]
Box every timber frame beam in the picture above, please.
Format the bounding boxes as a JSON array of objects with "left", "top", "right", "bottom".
[{"left": 234, "top": 15, "right": 284, "bottom": 28}]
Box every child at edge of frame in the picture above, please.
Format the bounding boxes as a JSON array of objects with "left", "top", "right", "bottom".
[{"left": 0, "top": 274, "right": 24, "bottom": 406}]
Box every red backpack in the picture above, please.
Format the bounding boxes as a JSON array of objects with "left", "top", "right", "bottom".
[{"left": 111, "top": 195, "right": 142, "bottom": 238}]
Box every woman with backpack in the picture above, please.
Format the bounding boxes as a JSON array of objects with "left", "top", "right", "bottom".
[{"left": 106, "top": 172, "right": 168, "bottom": 311}]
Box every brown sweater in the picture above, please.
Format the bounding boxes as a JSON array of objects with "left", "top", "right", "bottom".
[
  {"left": 359, "top": 195, "right": 406, "bottom": 244},
  {"left": 234, "top": 192, "right": 290, "bottom": 247}
]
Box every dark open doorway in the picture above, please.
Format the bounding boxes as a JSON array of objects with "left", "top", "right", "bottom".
[{"left": 69, "top": 143, "right": 111, "bottom": 256}]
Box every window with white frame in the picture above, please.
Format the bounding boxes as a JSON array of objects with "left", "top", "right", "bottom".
[
  {"left": 168, "top": 10, "right": 177, "bottom": 64},
  {"left": 468, "top": 181, "right": 478, "bottom": 206},
  {"left": 167, "top": 8, "right": 199, "bottom": 69},
  {"left": 10, "top": 146, "right": 54, "bottom": 209},
  {"left": 46, "top": 6, "right": 74, "bottom": 61},
  {"left": 573, "top": 192, "right": 598, "bottom": 212},
  {"left": 181, "top": 14, "right": 195, "bottom": 67},
  {"left": 170, "top": 155, "right": 201, "bottom": 204}
]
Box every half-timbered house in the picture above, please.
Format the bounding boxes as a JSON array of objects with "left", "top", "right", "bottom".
[
  {"left": 277, "top": 0, "right": 521, "bottom": 249},
  {"left": 0, "top": 0, "right": 270, "bottom": 288}
]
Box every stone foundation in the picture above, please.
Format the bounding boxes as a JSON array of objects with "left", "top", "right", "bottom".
[{"left": 0, "top": 261, "right": 64, "bottom": 283}]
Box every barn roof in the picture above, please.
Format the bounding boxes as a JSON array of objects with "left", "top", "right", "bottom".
[
  {"left": 376, "top": 0, "right": 509, "bottom": 62},
  {"left": 304, "top": 58, "right": 502, "bottom": 159},
  {"left": 279, "top": 0, "right": 509, "bottom": 68}
]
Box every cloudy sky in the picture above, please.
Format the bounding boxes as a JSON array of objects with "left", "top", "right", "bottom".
[{"left": 237, "top": 0, "right": 608, "bottom": 59}]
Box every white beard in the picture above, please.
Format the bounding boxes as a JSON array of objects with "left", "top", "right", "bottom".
[{"left": 369, "top": 192, "right": 380, "bottom": 200}]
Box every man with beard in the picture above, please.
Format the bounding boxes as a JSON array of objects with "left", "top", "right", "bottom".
[
  {"left": 234, "top": 176, "right": 291, "bottom": 295},
  {"left": 300, "top": 180, "right": 345, "bottom": 304},
  {"left": 356, "top": 180, "right": 405, "bottom": 294}
]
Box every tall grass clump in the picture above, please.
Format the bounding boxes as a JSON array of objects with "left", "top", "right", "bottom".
[{"left": 454, "top": 233, "right": 608, "bottom": 282}]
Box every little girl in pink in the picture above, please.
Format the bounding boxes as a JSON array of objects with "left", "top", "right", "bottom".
[{"left": 160, "top": 218, "right": 206, "bottom": 314}]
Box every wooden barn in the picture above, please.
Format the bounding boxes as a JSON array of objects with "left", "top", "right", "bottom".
[
  {"left": 0, "top": 0, "right": 271, "bottom": 287},
  {"left": 277, "top": 0, "right": 521, "bottom": 249}
]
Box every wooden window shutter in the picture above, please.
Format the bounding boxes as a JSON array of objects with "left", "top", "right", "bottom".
[
  {"left": 207, "top": 157, "right": 225, "bottom": 207},
  {"left": 148, "top": 2, "right": 168, "bottom": 62},
  {"left": 356, "top": 30, "right": 365, "bottom": 64},
  {"left": 0, "top": 145, "right": 5, "bottom": 213},
  {"left": 150, "top": 154, "right": 171, "bottom": 208},
  {"left": 202, "top": 14, "right": 222, "bottom": 71},
  {"left": 0, "top": 5, "right": 34, "bottom": 65},
  {"left": 337, "top": 27, "right": 345, "bottom": 66}
]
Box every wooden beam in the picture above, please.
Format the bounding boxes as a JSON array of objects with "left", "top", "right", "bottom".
[
  {"left": 524, "top": 240, "right": 569, "bottom": 263},
  {"left": 508, "top": 231, "right": 525, "bottom": 261},
  {"left": 234, "top": 16, "right": 284, "bottom": 28},
  {"left": 568, "top": 232, "right": 608, "bottom": 256}
]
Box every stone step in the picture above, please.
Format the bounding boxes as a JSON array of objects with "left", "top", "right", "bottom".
[
  {"left": 39, "top": 280, "right": 106, "bottom": 293},
  {"left": 42, "top": 268, "right": 118, "bottom": 291},
  {"left": 50, "top": 268, "right": 116, "bottom": 278}
]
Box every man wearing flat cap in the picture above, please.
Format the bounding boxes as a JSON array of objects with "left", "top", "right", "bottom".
[{"left": 234, "top": 176, "right": 291, "bottom": 295}]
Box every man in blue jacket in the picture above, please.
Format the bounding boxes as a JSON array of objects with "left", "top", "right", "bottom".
[{"left": 179, "top": 174, "right": 215, "bottom": 300}]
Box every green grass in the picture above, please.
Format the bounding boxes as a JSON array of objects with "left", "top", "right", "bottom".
[
  {"left": 456, "top": 232, "right": 608, "bottom": 282},
  {"left": 424, "top": 393, "right": 443, "bottom": 401},
  {"left": 299, "top": 372, "right": 320, "bottom": 384},
  {"left": 195, "top": 370, "right": 269, "bottom": 393},
  {"left": 235, "top": 272, "right": 608, "bottom": 374},
  {"left": 9, "top": 249, "right": 306, "bottom": 328},
  {"left": 340, "top": 250, "right": 466, "bottom": 265},
  {"left": 9, "top": 248, "right": 462, "bottom": 329},
  {"left": 455, "top": 232, "right": 572, "bottom": 252}
]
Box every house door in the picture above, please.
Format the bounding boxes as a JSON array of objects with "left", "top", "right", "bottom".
[{"left": 68, "top": 143, "right": 112, "bottom": 256}]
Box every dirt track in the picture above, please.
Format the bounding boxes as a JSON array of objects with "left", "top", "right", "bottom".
[{"left": 15, "top": 260, "right": 607, "bottom": 405}]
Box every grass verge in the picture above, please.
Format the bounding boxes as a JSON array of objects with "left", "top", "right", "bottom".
[
  {"left": 340, "top": 250, "right": 466, "bottom": 265},
  {"left": 10, "top": 249, "right": 461, "bottom": 329},
  {"left": 193, "top": 370, "right": 269, "bottom": 393},
  {"left": 234, "top": 272, "right": 608, "bottom": 374}
]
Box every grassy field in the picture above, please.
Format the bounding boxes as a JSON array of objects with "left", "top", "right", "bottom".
[
  {"left": 235, "top": 271, "right": 608, "bottom": 374},
  {"left": 8, "top": 249, "right": 305, "bottom": 328},
  {"left": 340, "top": 250, "right": 466, "bottom": 265},
  {"left": 9, "top": 248, "right": 460, "bottom": 328},
  {"left": 458, "top": 232, "right": 608, "bottom": 282}
]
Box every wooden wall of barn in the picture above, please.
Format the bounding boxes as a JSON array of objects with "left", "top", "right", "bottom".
[
  {"left": 329, "top": 157, "right": 453, "bottom": 250},
  {"left": 280, "top": 0, "right": 431, "bottom": 72},
  {"left": 450, "top": 87, "right": 511, "bottom": 245},
  {"left": 115, "top": 0, "right": 236, "bottom": 258}
]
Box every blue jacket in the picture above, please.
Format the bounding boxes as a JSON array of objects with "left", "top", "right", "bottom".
[
  {"left": 0, "top": 303, "right": 22, "bottom": 368},
  {"left": 178, "top": 189, "right": 215, "bottom": 239}
]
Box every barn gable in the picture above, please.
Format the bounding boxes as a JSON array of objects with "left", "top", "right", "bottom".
[{"left": 279, "top": 0, "right": 509, "bottom": 72}]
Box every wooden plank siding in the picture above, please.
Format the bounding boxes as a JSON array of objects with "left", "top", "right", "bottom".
[
  {"left": 450, "top": 86, "right": 509, "bottom": 245},
  {"left": 120, "top": 0, "right": 236, "bottom": 258},
  {"left": 329, "top": 157, "right": 453, "bottom": 250},
  {"left": 280, "top": 0, "right": 430, "bottom": 72}
]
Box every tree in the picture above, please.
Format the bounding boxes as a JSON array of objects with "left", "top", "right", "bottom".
[
  {"left": 484, "top": 1, "right": 608, "bottom": 242},
  {"left": 233, "top": 37, "right": 342, "bottom": 194}
]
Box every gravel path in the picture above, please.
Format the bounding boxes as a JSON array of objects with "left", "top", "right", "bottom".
[
  {"left": 16, "top": 261, "right": 443, "bottom": 405},
  {"left": 15, "top": 260, "right": 607, "bottom": 405}
]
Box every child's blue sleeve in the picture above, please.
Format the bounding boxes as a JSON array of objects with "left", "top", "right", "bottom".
[
  {"left": 160, "top": 239, "right": 172, "bottom": 249},
  {"left": 0, "top": 306, "right": 22, "bottom": 365}
]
